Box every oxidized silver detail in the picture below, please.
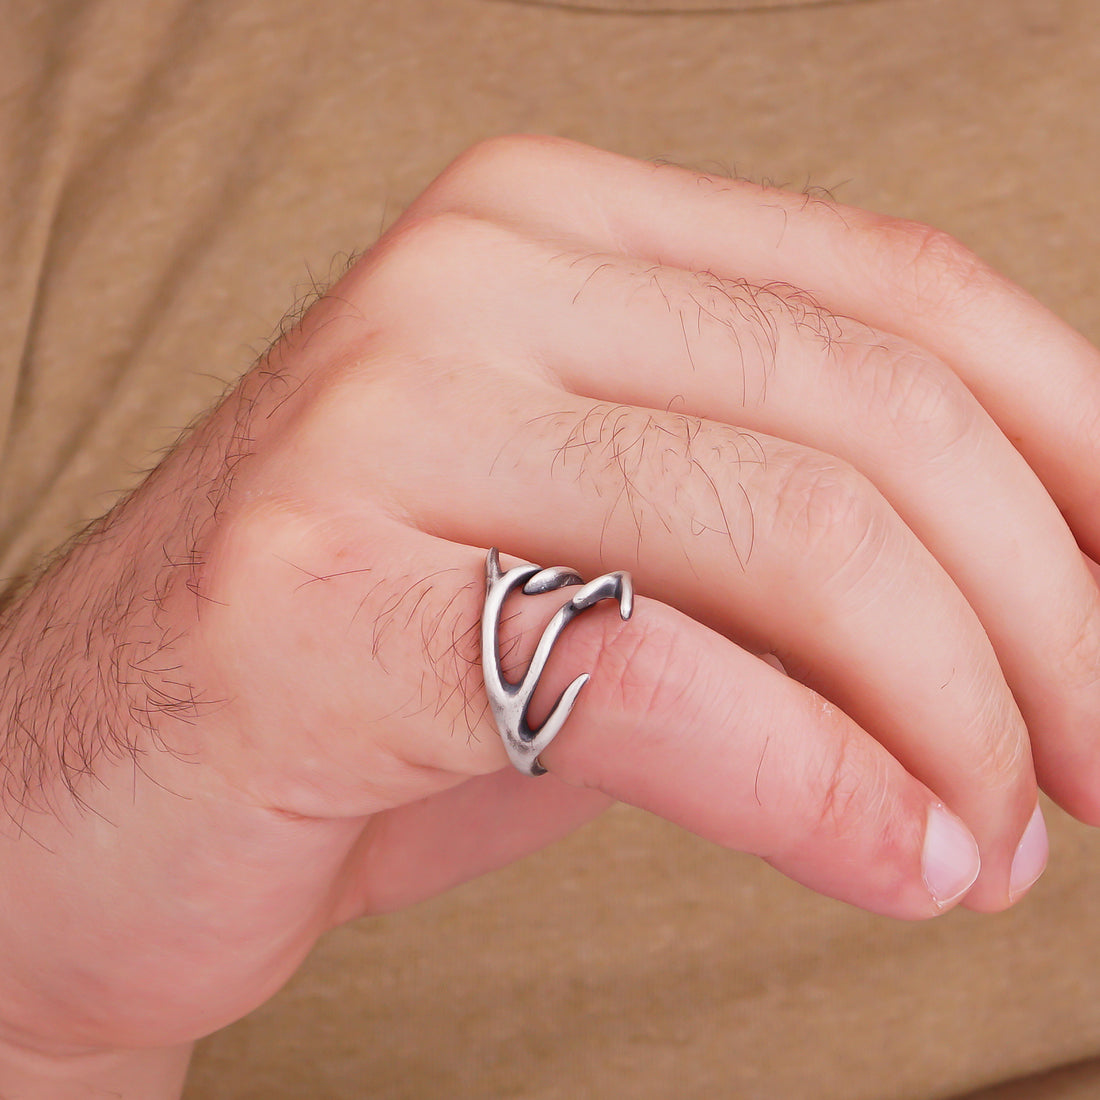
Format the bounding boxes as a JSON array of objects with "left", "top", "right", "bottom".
[{"left": 481, "top": 547, "right": 634, "bottom": 776}]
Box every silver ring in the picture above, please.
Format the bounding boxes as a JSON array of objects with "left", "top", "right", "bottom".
[{"left": 481, "top": 547, "right": 634, "bottom": 776}]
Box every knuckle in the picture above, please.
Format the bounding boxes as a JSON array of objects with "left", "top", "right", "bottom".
[
  {"left": 377, "top": 210, "right": 502, "bottom": 285},
  {"left": 852, "top": 342, "right": 979, "bottom": 459},
  {"left": 961, "top": 671, "right": 1030, "bottom": 790},
  {"left": 358, "top": 211, "right": 518, "bottom": 339},
  {"left": 766, "top": 451, "right": 892, "bottom": 582},
  {"left": 1072, "top": 399, "right": 1100, "bottom": 463},
  {"left": 865, "top": 215, "right": 992, "bottom": 318},
  {"left": 1057, "top": 587, "right": 1100, "bottom": 694},
  {"left": 215, "top": 494, "right": 314, "bottom": 575},
  {"left": 805, "top": 718, "right": 891, "bottom": 844},
  {"left": 592, "top": 609, "right": 686, "bottom": 721},
  {"left": 195, "top": 496, "right": 332, "bottom": 651},
  {"left": 550, "top": 406, "right": 761, "bottom": 570},
  {"left": 419, "top": 133, "right": 579, "bottom": 211}
]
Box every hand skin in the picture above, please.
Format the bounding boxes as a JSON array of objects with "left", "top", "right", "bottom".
[{"left": 6, "top": 134, "right": 1100, "bottom": 1089}]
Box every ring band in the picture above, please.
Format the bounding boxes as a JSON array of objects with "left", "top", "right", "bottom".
[{"left": 481, "top": 547, "right": 633, "bottom": 776}]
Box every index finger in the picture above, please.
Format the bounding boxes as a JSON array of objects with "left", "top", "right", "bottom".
[{"left": 499, "top": 556, "right": 984, "bottom": 921}]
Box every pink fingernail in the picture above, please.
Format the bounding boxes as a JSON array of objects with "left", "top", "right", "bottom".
[
  {"left": 922, "top": 804, "right": 981, "bottom": 908},
  {"left": 1009, "top": 803, "right": 1048, "bottom": 902}
]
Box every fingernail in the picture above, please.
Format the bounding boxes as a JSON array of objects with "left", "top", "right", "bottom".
[
  {"left": 923, "top": 803, "right": 981, "bottom": 908},
  {"left": 1009, "top": 803, "right": 1048, "bottom": 902}
]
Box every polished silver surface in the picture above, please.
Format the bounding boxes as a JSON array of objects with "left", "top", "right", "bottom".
[{"left": 481, "top": 547, "right": 633, "bottom": 776}]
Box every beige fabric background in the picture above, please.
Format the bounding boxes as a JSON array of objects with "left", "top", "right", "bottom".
[{"left": 4, "top": 0, "right": 1100, "bottom": 1096}]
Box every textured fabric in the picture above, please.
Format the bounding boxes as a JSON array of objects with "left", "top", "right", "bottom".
[{"left": 4, "top": 1, "right": 1100, "bottom": 1096}]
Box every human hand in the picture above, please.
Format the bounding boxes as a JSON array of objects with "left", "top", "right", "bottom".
[{"left": 3, "top": 136, "right": 1098, "bottom": 1067}]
